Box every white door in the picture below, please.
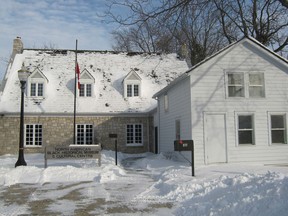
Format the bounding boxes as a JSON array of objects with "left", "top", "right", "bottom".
[{"left": 204, "top": 114, "right": 227, "bottom": 164}]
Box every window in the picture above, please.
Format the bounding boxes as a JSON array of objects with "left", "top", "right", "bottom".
[
  {"left": 30, "top": 83, "right": 44, "bottom": 97},
  {"left": 123, "top": 70, "right": 142, "bottom": 98},
  {"left": 134, "top": 85, "right": 139, "bottom": 96},
  {"left": 227, "top": 72, "right": 265, "bottom": 98},
  {"left": 127, "top": 85, "right": 132, "bottom": 97},
  {"left": 271, "top": 115, "right": 286, "bottom": 144},
  {"left": 164, "top": 94, "right": 169, "bottom": 112},
  {"left": 238, "top": 115, "right": 254, "bottom": 145},
  {"left": 28, "top": 69, "right": 48, "bottom": 98},
  {"left": 76, "top": 124, "right": 93, "bottom": 144},
  {"left": 249, "top": 73, "right": 265, "bottom": 98},
  {"left": 126, "top": 124, "right": 143, "bottom": 146},
  {"left": 79, "top": 84, "right": 92, "bottom": 97},
  {"left": 175, "top": 120, "right": 181, "bottom": 140},
  {"left": 126, "top": 84, "right": 139, "bottom": 97},
  {"left": 25, "top": 124, "right": 42, "bottom": 146},
  {"left": 228, "top": 73, "right": 244, "bottom": 97}
]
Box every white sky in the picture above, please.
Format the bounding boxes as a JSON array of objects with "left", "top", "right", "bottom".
[{"left": 0, "top": 0, "right": 117, "bottom": 80}]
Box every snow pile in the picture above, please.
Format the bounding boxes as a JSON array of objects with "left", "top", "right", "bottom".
[{"left": 0, "top": 151, "right": 288, "bottom": 215}]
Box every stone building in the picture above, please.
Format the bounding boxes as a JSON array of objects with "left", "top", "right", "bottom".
[{"left": 0, "top": 37, "right": 188, "bottom": 155}]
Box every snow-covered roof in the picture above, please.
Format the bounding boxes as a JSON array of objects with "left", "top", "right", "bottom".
[{"left": 0, "top": 49, "right": 188, "bottom": 114}]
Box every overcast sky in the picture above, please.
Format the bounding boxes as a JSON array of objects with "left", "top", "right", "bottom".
[{"left": 0, "top": 0, "right": 118, "bottom": 80}]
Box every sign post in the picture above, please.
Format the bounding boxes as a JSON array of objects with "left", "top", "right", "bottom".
[
  {"left": 109, "top": 134, "right": 118, "bottom": 166},
  {"left": 174, "top": 140, "right": 195, "bottom": 177}
]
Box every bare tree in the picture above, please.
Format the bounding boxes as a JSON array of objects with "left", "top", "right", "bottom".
[
  {"left": 214, "top": 0, "right": 288, "bottom": 53},
  {"left": 112, "top": 19, "right": 175, "bottom": 53},
  {"left": 105, "top": 0, "right": 288, "bottom": 62}
]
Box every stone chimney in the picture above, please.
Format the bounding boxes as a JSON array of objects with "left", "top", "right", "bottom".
[{"left": 13, "top": 36, "right": 23, "bottom": 54}]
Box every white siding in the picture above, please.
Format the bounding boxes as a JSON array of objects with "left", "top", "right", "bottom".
[
  {"left": 158, "top": 78, "right": 192, "bottom": 153},
  {"left": 189, "top": 39, "right": 288, "bottom": 165}
]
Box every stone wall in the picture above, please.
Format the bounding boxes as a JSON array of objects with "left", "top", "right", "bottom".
[{"left": 0, "top": 115, "right": 154, "bottom": 155}]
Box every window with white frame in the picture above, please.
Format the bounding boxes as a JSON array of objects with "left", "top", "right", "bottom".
[
  {"left": 227, "top": 72, "right": 265, "bottom": 98},
  {"left": 25, "top": 124, "right": 42, "bottom": 146},
  {"left": 30, "top": 83, "right": 44, "bottom": 97},
  {"left": 249, "top": 73, "right": 265, "bottom": 98},
  {"left": 76, "top": 124, "right": 93, "bottom": 144},
  {"left": 28, "top": 69, "right": 48, "bottom": 98},
  {"left": 228, "top": 73, "right": 244, "bottom": 97},
  {"left": 126, "top": 84, "right": 139, "bottom": 97},
  {"left": 79, "top": 84, "right": 92, "bottom": 97},
  {"left": 238, "top": 115, "right": 254, "bottom": 145},
  {"left": 123, "top": 70, "right": 142, "bottom": 98},
  {"left": 271, "top": 115, "right": 287, "bottom": 144},
  {"left": 126, "top": 124, "right": 143, "bottom": 146}
]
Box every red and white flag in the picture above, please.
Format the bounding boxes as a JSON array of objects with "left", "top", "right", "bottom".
[{"left": 76, "top": 62, "right": 80, "bottom": 89}]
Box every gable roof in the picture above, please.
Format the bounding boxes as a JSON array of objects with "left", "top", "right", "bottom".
[
  {"left": 0, "top": 49, "right": 188, "bottom": 115},
  {"left": 29, "top": 68, "right": 49, "bottom": 82},
  {"left": 80, "top": 69, "right": 95, "bottom": 82},
  {"left": 123, "top": 69, "right": 142, "bottom": 82},
  {"left": 153, "top": 37, "right": 288, "bottom": 98}
]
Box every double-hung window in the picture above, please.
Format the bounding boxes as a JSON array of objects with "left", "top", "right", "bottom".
[
  {"left": 25, "top": 124, "right": 43, "bottom": 146},
  {"left": 126, "top": 124, "right": 143, "bottom": 146},
  {"left": 31, "top": 83, "right": 44, "bottom": 97},
  {"left": 238, "top": 115, "right": 254, "bottom": 145},
  {"left": 76, "top": 124, "right": 93, "bottom": 144},
  {"left": 79, "top": 84, "right": 92, "bottom": 97},
  {"left": 227, "top": 72, "right": 265, "bottom": 98},
  {"left": 271, "top": 115, "right": 287, "bottom": 144}
]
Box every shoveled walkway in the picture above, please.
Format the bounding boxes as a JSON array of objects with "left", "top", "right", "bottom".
[{"left": 0, "top": 158, "right": 173, "bottom": 216}]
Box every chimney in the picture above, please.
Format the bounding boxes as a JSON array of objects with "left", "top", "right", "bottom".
[{"left": 13, "top": 36, "right": 23, "bottom": 54}]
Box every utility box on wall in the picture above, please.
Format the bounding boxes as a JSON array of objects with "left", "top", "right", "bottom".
[{"left": 174, "top": 140, "right": 193, "bottom": 151}]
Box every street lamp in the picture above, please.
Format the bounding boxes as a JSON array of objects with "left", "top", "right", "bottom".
[{"left": 15, "top": 64, "right": 30, "bottom": 167}]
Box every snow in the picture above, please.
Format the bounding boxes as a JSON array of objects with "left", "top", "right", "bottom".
[
  {"left": 0, "top": 51, "right": 188, "bottom": 114},
  {"left": 1, "top": 151, "right": 288, "bottom": 215}
]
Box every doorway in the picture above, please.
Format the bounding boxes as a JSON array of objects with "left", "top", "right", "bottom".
[{"left": 204, "top": 114, "right": 227, "bottom": 164}]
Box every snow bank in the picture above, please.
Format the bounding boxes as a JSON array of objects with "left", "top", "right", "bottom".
[{"left": 1, "top": 151, "right": 288, "bottom": 215}]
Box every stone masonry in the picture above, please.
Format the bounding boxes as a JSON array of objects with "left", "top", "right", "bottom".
[{"left": 0, "top": 115, "right": 154, "bottom": 155}]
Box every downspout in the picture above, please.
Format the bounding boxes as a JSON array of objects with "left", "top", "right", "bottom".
[{"left": 157, "top": 97, "right": 161, "bottom": 154}]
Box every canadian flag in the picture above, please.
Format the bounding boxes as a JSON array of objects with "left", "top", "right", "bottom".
[{"left": 76, "top": 63, "right": 80, "bottom": 89}]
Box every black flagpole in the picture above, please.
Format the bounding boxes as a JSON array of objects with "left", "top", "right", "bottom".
[{"left": 73, "top": 39, "right": 78, "bottom": 144}]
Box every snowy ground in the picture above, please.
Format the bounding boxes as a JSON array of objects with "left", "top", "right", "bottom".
[{"left": 0, "top": 151, "right": 288, "bottom": 216}]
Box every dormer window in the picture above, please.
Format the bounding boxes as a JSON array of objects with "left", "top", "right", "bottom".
[
  {"left": 27, "top": 68, "right": 48, "bottom": 98},
  {"left": 80, "top": 83, "right": 92, "bottom": 97},
  {"left": 78, "top": 69, "right": 95, "bottom": 97},
  {"left": 123, "top": 70, "right": 142, "bottom": 98},
  {"left": 127, "top": 84, "right": 139, "bottom": 97},
  {"left": 31, "top": 83, "right": 43, "bottom": 97}
]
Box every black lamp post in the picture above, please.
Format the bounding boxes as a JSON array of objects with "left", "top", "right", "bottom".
[{"left": 15, "top": 64, "right": 30, "bottom": 167}]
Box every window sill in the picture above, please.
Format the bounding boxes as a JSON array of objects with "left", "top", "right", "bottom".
[
  {"left": 126, "top": 144, "right": 143, "bottom": 147},
  {"left": 25, "top": 145, "right": 42, "bottom": 148},
  {"left": 237, "top": 144, "right": 256, "bottom": 146}
]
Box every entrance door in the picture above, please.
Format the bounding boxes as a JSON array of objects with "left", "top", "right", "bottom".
[{"left": 204, "top": 114, "right": 227, "bottom": 164}]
